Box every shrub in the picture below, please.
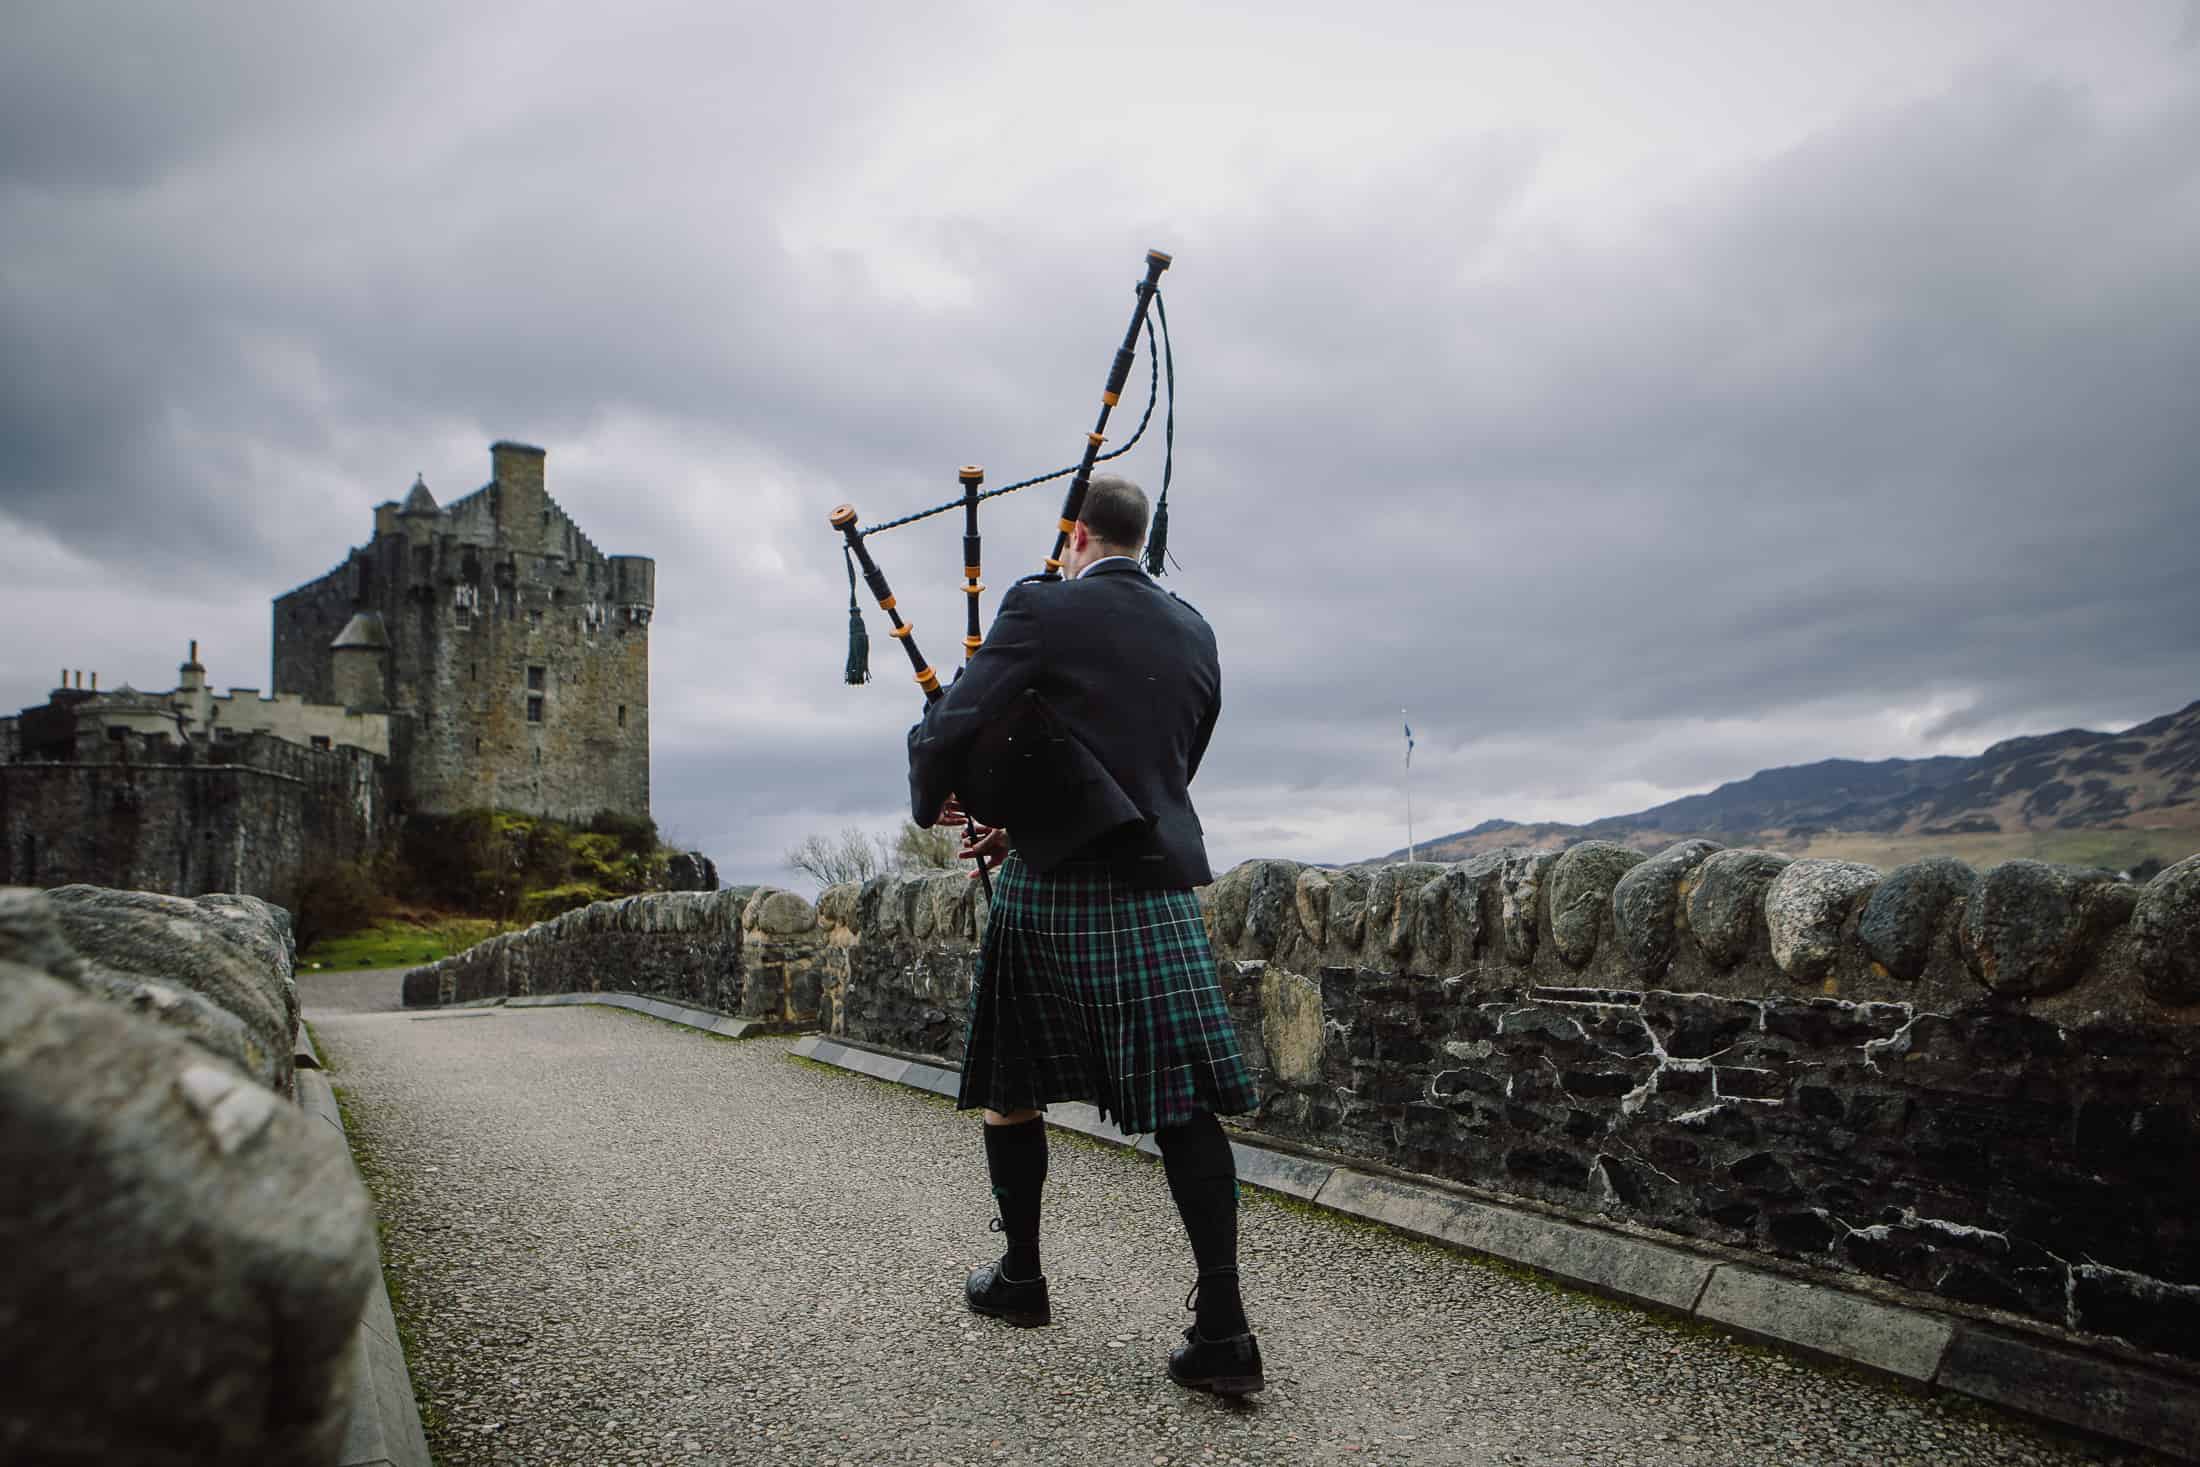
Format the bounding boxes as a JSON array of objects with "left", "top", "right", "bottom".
[
  {"left": 588, "top": 809, "right": 660, "bottom": 859},
  {"left": 519, "top": 882, "right": 615, "bottom": 924},
  {"left": 293, "top": 858, "right": 388, "bottom": 952}
]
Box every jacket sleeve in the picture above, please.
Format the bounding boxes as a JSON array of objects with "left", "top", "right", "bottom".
[
  {"left": 906, "top": 584, "right": 1047, "bottom": 825},
  {"left": 1187, "top": 635, "right": 1221, "bottom": 785}
]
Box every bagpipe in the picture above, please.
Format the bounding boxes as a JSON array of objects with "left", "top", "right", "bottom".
[{"left": 828, "top": 249, "right": 1179, "bottom": 893}]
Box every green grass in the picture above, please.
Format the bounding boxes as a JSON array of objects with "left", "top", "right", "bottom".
[
  {"left": 300, "top": 915, "right": 514, "bottom": 971},
  {"left": 1801, "top": 826, "right": 2197, "bottom": 874}
]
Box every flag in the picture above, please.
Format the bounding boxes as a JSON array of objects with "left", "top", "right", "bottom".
[{"left": 1403, "top": 714, "right": 1414, "bottom": 767}]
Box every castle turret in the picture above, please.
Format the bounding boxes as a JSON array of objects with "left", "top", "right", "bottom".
[
  {"left": 399, "top": 473, "right": 441, "bottom": 549},
  {"left": 331, "top": 612, "right": 390, "bottom": 712},
  {"left": 609, "top": 555, "right": 656, "bottom": 625}
]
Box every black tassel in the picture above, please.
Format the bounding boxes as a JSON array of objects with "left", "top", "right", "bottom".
[
  {"left": 1143, "top": 496, "right": 1170, "bottom": 576},
  {"left": 846, "top": 605, "right": 870, "bottom": 684},
  {"left": 843, "top": 546, "right": 871, "bottom": 684}
]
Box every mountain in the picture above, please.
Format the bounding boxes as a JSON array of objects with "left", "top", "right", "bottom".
[{"left": 1383, "top": 698, "right": 2200, "bottom": 864}]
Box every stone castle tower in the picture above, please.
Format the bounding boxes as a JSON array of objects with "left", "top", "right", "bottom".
[{"left": 272, "top": 442, "right": 654, "bottom": 822}]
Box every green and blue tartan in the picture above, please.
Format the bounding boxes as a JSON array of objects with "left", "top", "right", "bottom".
[{"left": 958, "top": 853, "right": 1259, "bottom": 1134}]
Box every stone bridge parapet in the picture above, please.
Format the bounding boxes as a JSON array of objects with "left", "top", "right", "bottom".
[
  {"left": 402, "top": 884, "right": 843, "bottom": 1029},
  {"left": 826, "top": 849, "right": 2200, "bottom": 1366}
]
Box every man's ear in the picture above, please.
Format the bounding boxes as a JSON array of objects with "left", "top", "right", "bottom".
[{"left": 1070, "top": 521, "right": 1090, "bottom": 553}]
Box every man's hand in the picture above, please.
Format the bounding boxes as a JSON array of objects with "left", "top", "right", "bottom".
[
  {"left": 959, "top": 821, "right": 1009, "bottom": 879},
  {"left": 931, "top": 793, "right": 969, "bottom": 829}
]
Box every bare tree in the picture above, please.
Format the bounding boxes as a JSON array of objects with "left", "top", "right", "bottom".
[
  {"left": 783, "top": 826, "right": 884, "bottom": 889},
  {"left": 785, "top": 817, "right": 970, "bottom": 891},
  {"left": 892, "top": 819, "right": 961, "bottom": 871}
]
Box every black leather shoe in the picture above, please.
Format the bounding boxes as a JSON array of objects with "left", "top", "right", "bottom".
[
  {"left": 964, "top": 1260, "right": 1051, "bottom": 1327},
  {"left": 1168, "top": 1325, "right": 1265, "bottom": 1395}
]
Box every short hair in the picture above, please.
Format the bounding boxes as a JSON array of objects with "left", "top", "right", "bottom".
[{"left": 1079, "top": 475, "right": 1149, "bottom": 550}]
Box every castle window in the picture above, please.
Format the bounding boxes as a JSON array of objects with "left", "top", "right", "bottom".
[
  {"left": 106, "top": 726, "right": 125, "bottom": 742},
  {"left": 310, "top": 736, "right": 331, "bottom": 750},
  {"left": 527, "top": 697, "right": 544, "bottom": 724},
  {"left": 527, "top": 666, "right": 545, "bottom": 691},
  {"left": 616, "top": 704, "right": 627, "bottom": 728},
  {"left": 474, "top": 737, "right": 483, "bottom": 754}
]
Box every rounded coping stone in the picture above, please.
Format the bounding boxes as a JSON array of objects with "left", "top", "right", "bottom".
[
  {"left": 1687, "top": 849, "right": 1796, "bottom": 970},
  {"left": 1612, "top": 839, "right": 1723, "bottom": 977},
  {"left": 817, "top": 881, "right": 861, "bottom": 929},
  {"left": 1244, "top": 860, "right": 1303, "bottom": 955},
  {"left": 1765, "top": 859, "right": 1881, "bottom": 982},
  {"left": 1548, "top": 842, "right": 1649, "bottom": 970},
  {"left": 0, "top": 886, "right": 87, "bottom": 982},
  {"left": 1960, "top": 859, "right": 2123, "bottom": 999},
  {"left": 1857, "top": 856, "right": 1974, "bottom": 982},
  {"left": 1327, "top": 867, "right": 1375, "bottom": 949},
  {"left": 746, "top": 888, "right": 820, "bottom": 938},
  {"left": 1410, "top": 853, "right": 1507, "bottom": 971},
  {"left": 2133, "top": 854, "right": 2200, "bottom": 1005},
  {"left": 1364, "top": 863, "right": 1446, "bottom": 961},
  {"left": 1499, "top": 849, "right": 1560, "bottom": 966},
  {"left": 1294, "top": 868, "right": 1333, "bottom": 948},
  {"left": 1210, "top": 863, "right": 1254, "bottom": 945}
]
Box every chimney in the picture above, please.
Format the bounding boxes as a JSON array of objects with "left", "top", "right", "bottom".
[
  {"left": 490, "top": 441, "right": 547, "bottom": 552},
  {"left": 90, "top": 672, "right": 97, "bottom": 692},
  {"left": 180, "top": 642, "right": 207, "bottom": 694}
]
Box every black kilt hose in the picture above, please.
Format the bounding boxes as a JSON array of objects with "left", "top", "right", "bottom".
[{"left": 958, "top": 853, "right": 1259, "bottom": 1134}]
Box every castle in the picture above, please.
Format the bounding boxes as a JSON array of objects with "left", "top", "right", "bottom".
[
  {"left": 0, "top": 442, "right": 654, "bottom": 904},
  {"left": 273, "top": 439, "right": 654, "bottom": 822}
]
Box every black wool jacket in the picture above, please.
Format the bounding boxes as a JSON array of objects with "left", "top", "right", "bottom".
[{"left": 906, "top": 558, "right": 1221, "bottom": 889}]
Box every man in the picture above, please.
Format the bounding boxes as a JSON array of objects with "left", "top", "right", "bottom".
[{"left": 906, "top": 474, "right": 1265, "bottom": 1396}]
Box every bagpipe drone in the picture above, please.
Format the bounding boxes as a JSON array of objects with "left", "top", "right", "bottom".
[{"left": 828, "top": 249, "right": 1179, "bottom": 893}]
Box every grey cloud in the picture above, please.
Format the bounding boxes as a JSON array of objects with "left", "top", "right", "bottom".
[{"left": 4, "top": 7, "right": 2197, "bottom": 876}]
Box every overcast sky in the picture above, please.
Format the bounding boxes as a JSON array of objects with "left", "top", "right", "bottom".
[{"left": 5, "top": 2, "right": 2198, "bottom": 887}]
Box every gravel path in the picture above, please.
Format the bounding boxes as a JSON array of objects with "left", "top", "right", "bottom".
[{"left": 303, "top": 975, "right": 2147, "bottom": 1467}]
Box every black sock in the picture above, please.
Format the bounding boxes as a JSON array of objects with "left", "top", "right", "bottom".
[
  {"left": 1156, "top": 1111, "right": 1248, "bottom": 1338},
  {"left": 982, "top": 1116, "right": 1047, "bottom": 1280}
]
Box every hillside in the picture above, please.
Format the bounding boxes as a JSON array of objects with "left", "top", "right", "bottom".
[{"left": 1385, "top": 698, "right": 2200, "bottom": 866}]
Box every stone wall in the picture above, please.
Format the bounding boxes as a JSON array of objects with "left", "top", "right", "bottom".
[
  {"left": 0, "top": 885, "right": 377, "bottom": 1462},
  {"left": 823, "top": 848, "right": 2200, "bottom": 1366},
  {"left": 0, "top": 733, "right": 389, "bottom": 911},
  {"left": 400, "top": 883, "right": 848, "bottom": 1031},
  {"left": 403, "top": 889, "right": 744, "bottom": 1009}
]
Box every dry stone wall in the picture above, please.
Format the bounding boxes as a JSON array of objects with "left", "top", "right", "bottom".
[{"left": 825, "top": 848, "right": 2200, "bottom": 1365}]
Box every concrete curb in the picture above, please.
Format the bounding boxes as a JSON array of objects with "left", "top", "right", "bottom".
[
  {"left": 297, "top": 1069, "right": 434, "bottom": 1467},
  {"left": 788, "top": 1033, "right": 2200, "bottom": 1462},
  {"left": 295, "top": 1019, "right": 324, "bottom": 1072},
  {"left": 504, "top": 990, "right": 785, "bottom": 1037}
]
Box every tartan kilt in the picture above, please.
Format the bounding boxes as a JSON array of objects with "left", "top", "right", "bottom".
[{"left": 958, "top": 852, "right": 1260, "bottom": 1134}]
